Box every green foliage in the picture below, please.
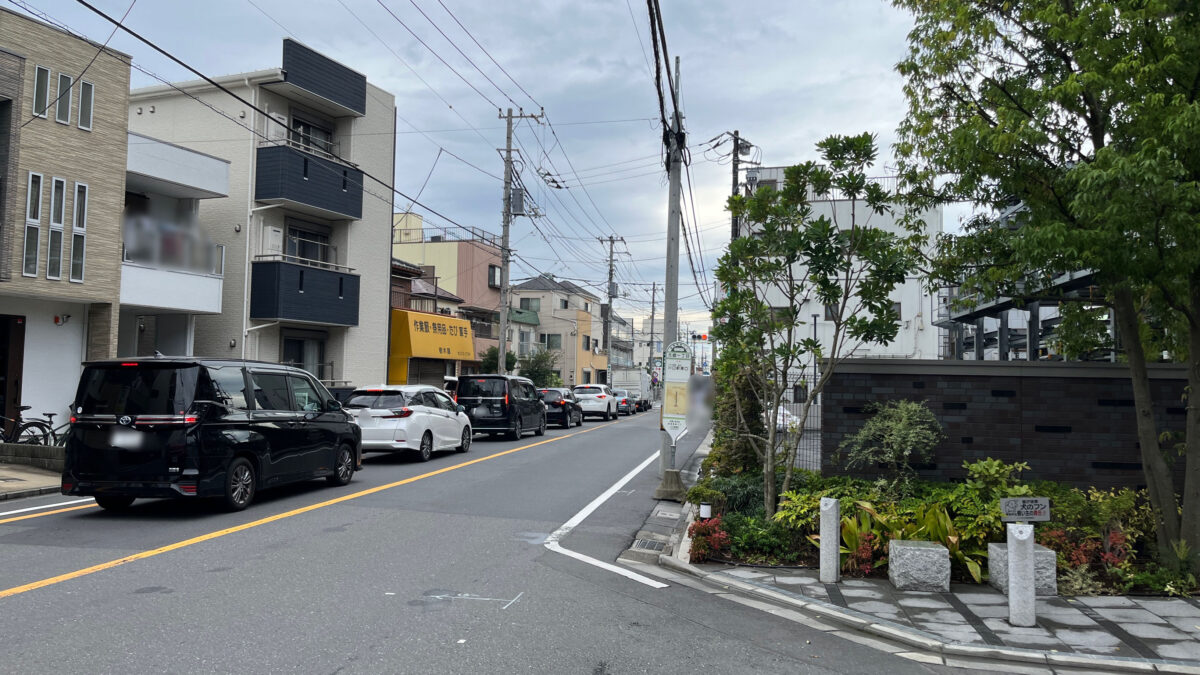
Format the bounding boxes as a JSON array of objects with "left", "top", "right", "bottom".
[
  {"left": 837, "top": 400, "right": 944, "bottom": 483},
  {"left": 685, "top": 485, "right": 726, "bottom": 514},
  {"left": 1059, "top": 566, "right": 1105, "bottom": 597},
  {"left": 480, "top": 347, "right": 517, "bottom": 374},
  {"left": 722, "top": 512, "right": 805, "bottom": 564},
  {"left": 517, "top": 349, "right": 559, "bottom": 388},
  {"left": 687, "top": 517, "right": 730, "bottom": 564},
  {"left": 706, "top": 362, "right": 763, "bottom": 476},
  {"left": 1053, "top": 303, "right": 1113, "bottom": 360}
]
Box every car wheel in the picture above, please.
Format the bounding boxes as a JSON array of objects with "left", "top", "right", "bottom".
[
  {"left": 327, "top": 444, "right": 354, "bottom": 486},
  {"left": 508, "top": 416, "right": 522, "bottom": 441},
  {"left": 576, "top": 410, "right": 584, "bottom": 426},
  {"left": 535, "top": 414, "right": 546, "bottom": 437},
  {"left": 223, "top": 457, "right": 255, "bottom": 512},
  {"left": 417, "top": 432, "right": 433, "bottom": 462},
  {"left": 457, "top": 427, "right": 471, "bottom": 453},
  {"left": 561, "top": 412, "right": 571, "bottom": 429},
  {"left": 95, "top": 495, "right": 135, "bottom": 511}
]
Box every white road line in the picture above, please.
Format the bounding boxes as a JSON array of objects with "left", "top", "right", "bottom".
[
  {"left": 543, "top": 450, "right": 669, "bottom": 589},
  {"left": 0, "top": 498, "right": 91, "bottom": 518}
]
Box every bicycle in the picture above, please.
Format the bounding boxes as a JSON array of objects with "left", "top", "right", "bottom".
[{"left": 0, "top": 406, "right": 56, "bottom": 445}]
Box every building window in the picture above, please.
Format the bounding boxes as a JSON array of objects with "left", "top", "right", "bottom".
[
  {"left": 582, "top": 335, "right": 591, "bottom": 351},
  {"left": 77, "top": 81, "right": 94, "bottom": 130},
  {"left": 46, "top": 178, "right": 65, "bottom": 279},
  {"left": 54, "top": 73, "right": 72, "bottom": 124},
  {"left": 23, "top": 172, "right": 43, "bottom": 277},
  {"left": 291, "top": 116, "right": 335, "bottom": 155},
  {"left": 824, "top": 303, "right": 836, "bottom": 321},
  {"left": 582, "top": 370, "right": 592, "bottom": 384},
  {"left": 70, "top": 182, "right": 87, "bottom": 282},
  {"left": 519, "top": 297, "right": 540, "bottom": 312},
  {"left": 893, "top": 302, "right": 903, "bottom": 324},
  {"left": 32, "top": 66, "right": 50, "bottom": 118},
  {"left": 540, "top": 333, "right": 562, "bottom": 350},
  {"left": 488, "top": 264, "right": 501, "bottom": 289},
  {"left": 559, "top": 298, "right": 568, "bottom": 310},
  {"left": 584, "top": 302, "right": 591, "bottom": 312}
]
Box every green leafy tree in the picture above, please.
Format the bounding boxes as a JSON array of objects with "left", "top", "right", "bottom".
[
  {"left": 518, "top": 348, "right": 559, "bottom": 387},
  {"left": 480, "top": 347, "right": 517, "bottom": 374},
  {"left": 893, "top": 0, "right": 1200, "bottom": 568},
  {"left": 714, "top": 133, "right": 924, "bottom": 517},
  {"left": 838, "top": 400, "right": 944, "bottom": 486}
]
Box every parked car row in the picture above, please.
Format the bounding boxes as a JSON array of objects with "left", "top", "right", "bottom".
[{"left": 60, "top": 362, "right": 650, "bottom": 514}]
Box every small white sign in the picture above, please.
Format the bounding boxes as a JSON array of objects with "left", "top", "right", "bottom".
[
  {"left": 661, "top": 341, "right": 692, "bottom": 442},
  {"left": 1001, "top": 497, "right": 1050, "bottom": 522}
]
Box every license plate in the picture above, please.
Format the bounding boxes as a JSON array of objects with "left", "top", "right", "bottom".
[{"left": 110, "top": 427, "right": 144, "bottom": 449}]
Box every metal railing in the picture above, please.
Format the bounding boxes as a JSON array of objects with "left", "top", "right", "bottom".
[
  {"left": 471, "top": 322, "right": 497, "bottom": 339},
  {"left": 258, "top": 136, "right": 356, "bottom": 167},
  {"left": 254, "top": 253, "right": 354, "bottom": 274},
  {"left": 392, "top": 220, "right": 501, "bottom": 249}
]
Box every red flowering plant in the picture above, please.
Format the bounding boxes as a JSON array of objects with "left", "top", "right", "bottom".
[{"left": 688, "top": 516, "right": 731, "bottom": 563}]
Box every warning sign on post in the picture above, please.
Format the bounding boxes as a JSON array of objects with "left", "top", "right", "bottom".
[
  {"left": 661, "top": 341, "right": 692, "bottom": 442},
  {"left": 1000, "top": 497, "right": 1050, "bottom": 522}
]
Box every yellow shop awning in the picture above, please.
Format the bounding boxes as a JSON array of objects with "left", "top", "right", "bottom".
[{"left": 390, "top": 309, "right": 475, "bottom": 361}]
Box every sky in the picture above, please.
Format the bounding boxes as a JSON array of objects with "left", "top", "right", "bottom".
[{"left": 12, "top": 0, "right": 955, "bottom": 332}]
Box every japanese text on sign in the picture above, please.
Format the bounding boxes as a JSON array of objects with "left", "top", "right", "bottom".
[{"left": 1000, "top": 497, "right": 1050, "bottom": 522}]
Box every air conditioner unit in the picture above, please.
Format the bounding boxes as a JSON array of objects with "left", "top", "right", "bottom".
[{"left": 430, "top": 235, "right": 444, "bottom": 242}]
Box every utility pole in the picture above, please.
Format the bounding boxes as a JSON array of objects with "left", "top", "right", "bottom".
[
  {"left": 599, "top": 235, "right": 625, "bottom": 357},
  {"left": 496, "top": 107, "right": 541, "bottom": 375},
  {"left": 655, "top": 56, "right": 685, "bottom": 500},
  {"left": 731, "top": 129, "right": 740, "bottom": 241},
  {"left": 649, "top": 281, "right": 657, "bottom": 400}
]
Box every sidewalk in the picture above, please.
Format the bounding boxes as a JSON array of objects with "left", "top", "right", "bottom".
[
  {"left": 618, "top": 432, "right": 1200, "bottom": 673},
  {"left": 0, "top": 462, "right": 61, "bottom": 501}
]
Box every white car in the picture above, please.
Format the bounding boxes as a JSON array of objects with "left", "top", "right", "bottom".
[
  {"left": 573, "top": 384, "right": 618, "bottom": 420},
  {"left": 344, "top": 385, "right": 471, "bottom": 461}
]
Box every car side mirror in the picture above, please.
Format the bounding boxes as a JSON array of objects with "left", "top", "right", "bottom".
[
  {"left": 326, "top": 399, "right": 342, "bottom": 412},
  {"left": 537, "top": 392, "right": 545, "bottom": 401},
  {"left": 456, "top": 404, "right": 466, "bottom": 413}
]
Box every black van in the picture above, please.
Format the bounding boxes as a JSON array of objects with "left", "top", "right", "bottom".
[
  {"left": 61, "top": 358, "right": 361, "bottom": 512},
  {"left": 457, "top": 375, "right": 546, "bottom": 440}
]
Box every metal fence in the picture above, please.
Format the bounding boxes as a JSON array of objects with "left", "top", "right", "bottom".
[{"left": 777, "top": 368, "right": 821, "bottom": 472}]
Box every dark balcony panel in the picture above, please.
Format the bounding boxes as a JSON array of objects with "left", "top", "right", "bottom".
[
  {"left": 256, "top": 145, "right": 363, "bottom": 220},
  {"left": 250, "top": 260, "right": 359, "bottom": 326},
  {"left": 281, "top": 39, "right": 366, "bottom": 116}
]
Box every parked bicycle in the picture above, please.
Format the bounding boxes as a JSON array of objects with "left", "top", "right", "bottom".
[{"left": 0, "top": 406, "right": 56, "bottom": 445}]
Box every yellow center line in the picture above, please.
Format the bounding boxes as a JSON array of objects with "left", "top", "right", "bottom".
[
  {"left": 0, "top": 420, "right": 618, "bottom": 600},
  {"left": 0, "top": 504, "right": 97, "bottom": 525}
]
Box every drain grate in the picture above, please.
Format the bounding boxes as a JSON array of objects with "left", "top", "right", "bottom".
[{"left": 632, "top": 539, "right": 666, "bottom": 552}]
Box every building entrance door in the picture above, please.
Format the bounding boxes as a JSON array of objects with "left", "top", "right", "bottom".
[{"left": 0, "top": 315, "right": 25, "bottom": 435}]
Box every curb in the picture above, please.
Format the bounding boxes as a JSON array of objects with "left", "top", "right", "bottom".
[
  {"left": 0, "top": 485, "right": 62, "bottom": 501},
  {"left": 656, "top": 522, "right": 1200, "bottom": 673}
]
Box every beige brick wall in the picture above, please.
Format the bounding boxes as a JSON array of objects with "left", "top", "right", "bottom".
[{"left": 1, "top": 8, "right": 130, "bottom": 315}]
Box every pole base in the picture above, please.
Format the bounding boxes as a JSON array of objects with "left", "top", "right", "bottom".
[{"left": 653, "top": 469, "right": 686, "bottom": 502}]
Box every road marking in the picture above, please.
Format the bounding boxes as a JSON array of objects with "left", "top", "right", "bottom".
[
  {"left": 503, "top": 591, "right": 524, "bottom": 609},
  {"left": 543, "top": 450, "right": 668, "bottom": 589},
  {"left": 0, "top": 422, "right": 617, "bottom": 600},
  {"left": 0, "top": 498, "right": 93, "bottom": 519},
  {"left": 0, "top": 504, "right": 96, "bottom": 525}
]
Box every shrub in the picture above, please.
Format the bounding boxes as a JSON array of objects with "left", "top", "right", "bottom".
[
  {"left": 723, "top": 512, "right": 804, "bottom": 563},
  {"left": 837, "top": 400, "right": 943, "bottom": 484},
  {"left": 688, "top": 516, "right": 730, "bottom": 563},
  {"left": 685, "top": 485, "right": 726, "bottom": 514}
]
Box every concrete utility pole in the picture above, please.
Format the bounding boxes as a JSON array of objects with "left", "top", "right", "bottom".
[
  {"left": 496, "top": 107, "right": 541, "bottom": 375},
  {"left": 731, "top": 129, "right": 740, "bottom": 241},
  {"left": 599, "top": 235, "right": 625, "bottom": 357},
  {"left": 649, "top": 281, "right": 657, "bottom": 400},
  {"left": 655, "top": 56, "right": 685, "bottom": 499}
]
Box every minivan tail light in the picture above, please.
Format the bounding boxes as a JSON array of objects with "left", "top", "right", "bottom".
[
  {"left": 177, "top": 483, "right": 197, "bottom": 495},
  {"left": 61, "top": 481, "right": 73, "bottom": 492},
  {"left": 504, "top": 394, "right": 509, "bottom": 405},
  {"left": 382, "top": 408, "right": 413, "bottom": 419}
]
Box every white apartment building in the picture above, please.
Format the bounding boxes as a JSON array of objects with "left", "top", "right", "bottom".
[{"left": 128, "top": 39, "right": 395, "bottom": 388}]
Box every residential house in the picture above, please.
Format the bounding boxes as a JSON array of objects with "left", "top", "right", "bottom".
[
  {"left": 128, "top": 39, "right": 396, "bottom": 388},
  {"left": 119, "top": 132, "right": 229, "bottom": 357},
  {"left": 748, "top": 167, "right": 943, "bottom": 363},
  {"left": 512, "top": 274, "right": 606, "bottom": 386},
  {"left": 387, "top": 256, "right": 474, "bottom": 386},
  {"left": 0, "top": 8, "right": 131, "bottom": 424},
  {"left": 510, "top": 307, "right": 540, "bottom": 359},
  {"left": 391, "top": 212, "right": 501, "bottom": 367}
]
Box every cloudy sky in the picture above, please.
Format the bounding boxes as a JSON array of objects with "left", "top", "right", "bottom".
[{"left": 15, "top": 0, "right": 942, "bottom": 339}]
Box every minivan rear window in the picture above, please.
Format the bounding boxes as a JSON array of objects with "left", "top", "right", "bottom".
[
  {"left": 459, "top": 378, "right": 507, "bottom": 398},
  {"left": 76, "top": 363, "right": 200, "bottom": 416},
  {"left": 344, "top": 391, "right": 406, "bottom": 409}
]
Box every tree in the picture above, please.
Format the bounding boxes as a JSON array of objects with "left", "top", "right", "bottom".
[
  {"left": 838, "top": 400, "right": 944, "bottom": 487},
  {"left": 893, "top": 0, "right": 1200, "bottom": 569},
  {"left": 713, "top": 133, "right": 924, "bottom": 517},
  {"left": 480, "top": 347, "right": 517, "bottom": 374},
  {"left": 519, "top": 348, "right": 559, "bottom": 387}
]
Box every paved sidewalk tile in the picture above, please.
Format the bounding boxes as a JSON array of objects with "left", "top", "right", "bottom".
[{"left": 0, "top": 462, "right": 60, "bottom": 499}]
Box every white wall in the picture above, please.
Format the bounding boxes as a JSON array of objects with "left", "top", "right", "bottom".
[{"left": 0, "top": 296, "right": 87, "bottom": 423}]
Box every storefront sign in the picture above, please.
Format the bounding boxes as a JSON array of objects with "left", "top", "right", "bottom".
[{"left": 389, "top": 310, "right": 476, "bottom": 383}]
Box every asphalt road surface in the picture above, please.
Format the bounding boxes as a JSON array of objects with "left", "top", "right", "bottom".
[{"left": 0, "top": 411, "right": 949, "bottom": 674}]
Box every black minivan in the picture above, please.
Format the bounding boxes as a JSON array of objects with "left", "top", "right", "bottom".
[
  {"left": 457, "top": 375, "right": 546, "bottom": 440},
  {"left": 62, "top": 358, "right": 361, "bottom": 512}
]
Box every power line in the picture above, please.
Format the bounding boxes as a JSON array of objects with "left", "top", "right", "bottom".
[
  {"left": 433, "top": 0, "right": 541, "bottom": 108},
  {"left": 403, "top": 0, "right": 519, "bottom": 109}
]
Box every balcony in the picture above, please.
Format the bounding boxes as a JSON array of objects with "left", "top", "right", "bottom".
[
  {"left": 255, "top": 144, "right": 363, "bottom": 220},
  {"left": 249, "top": 256, "right": 359, "bottom": 326},
  {"left": 262, "top": 39, "right": 367, "bottom": 118}
]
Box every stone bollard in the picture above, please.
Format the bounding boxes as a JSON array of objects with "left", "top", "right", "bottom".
[
  {"left": 819, "top": 497, "right": 839, "bottom": 584},
  {"left": 1007, "top": 523, "right": 1036, "bottom": 627}
]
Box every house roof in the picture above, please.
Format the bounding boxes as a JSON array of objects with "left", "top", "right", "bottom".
[
  {"left": 391, "top": 258, "right": 423, "bottom": 277},
  {"left": 513, "top": 274, "right": 599, "bottom": 301},
  {"left": 411, "top": 278, "right": 463, "bottom": 303}
]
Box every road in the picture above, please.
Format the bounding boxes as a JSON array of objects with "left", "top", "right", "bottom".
[{"left": 0, "top": 411, "right": 946, "bottom": 674}]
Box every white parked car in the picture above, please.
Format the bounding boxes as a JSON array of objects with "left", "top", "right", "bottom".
[
  {"left": 573, "top": 384, "right": 618, "bottom": 420},
  {"left": 344, "top": 385, "right": 471, "bottom": 461}
]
